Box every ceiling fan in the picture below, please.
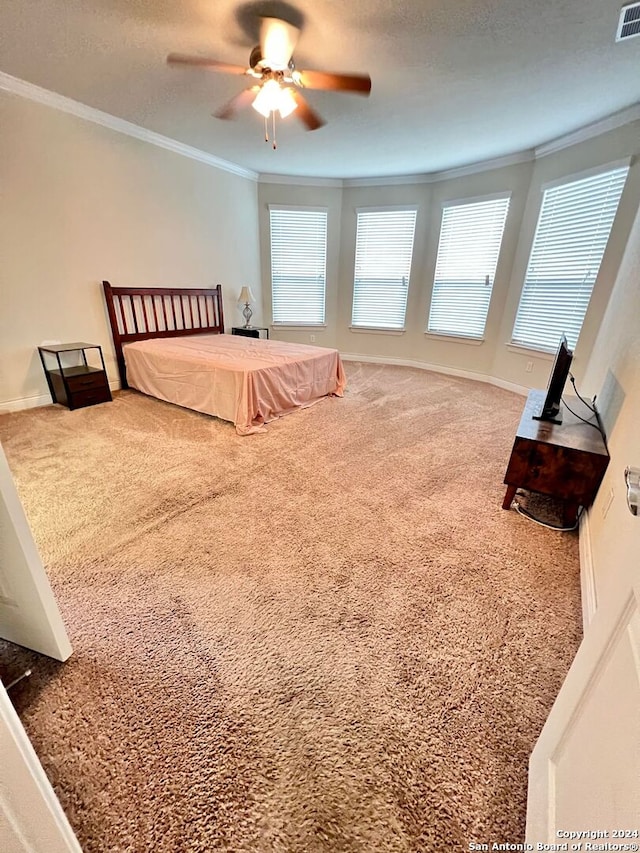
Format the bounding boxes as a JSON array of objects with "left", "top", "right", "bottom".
[{"left": 167, "top": 17, "right": 371, "bottom": 147}]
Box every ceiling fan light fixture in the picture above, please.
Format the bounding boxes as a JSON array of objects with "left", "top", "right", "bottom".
[
  {"left": 167, "top": 14, "right": 370, "bottom": 143},
  {"left": 251, "top": 79, "right": 281, "bottom": 117},
  {"left": 251, "top": 79, "right": 298, "bottom": 119}
]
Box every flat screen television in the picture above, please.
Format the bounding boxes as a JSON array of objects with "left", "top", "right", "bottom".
[{"left": 533, "top": 334, "right": 573, "bottom": 424}]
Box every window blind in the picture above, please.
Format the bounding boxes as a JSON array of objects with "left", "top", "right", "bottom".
[
  {"left": 428, "top": 196, "right": 510, "bottom": 338},
  {"left": 270, "top": 208, "right": 327, "bottom": 325},
  {"left": 512, "top": 166, "right": 629, "bottom": 351},
  {"left": 351, "top": 209, "right": 417, "bottom": 330}
]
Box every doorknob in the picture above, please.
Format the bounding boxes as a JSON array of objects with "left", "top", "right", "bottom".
[{"left": 624, "top": 466, "right": 640, "bottom": 516}]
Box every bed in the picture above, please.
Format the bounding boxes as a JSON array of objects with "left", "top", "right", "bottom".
[{"left": 102, "top": 281, "right": 346, "bottom": 434}]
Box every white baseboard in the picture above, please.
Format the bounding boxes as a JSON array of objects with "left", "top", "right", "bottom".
[
  {"left": 0, "top": 393, "right": 53, "bottom": 413},
  {"left": 340, "top": 352, "right": 530, "bottom": 396},
  {"left": 0, "top": 380, "right": 122, "bottom": 414},
  {"left": 578, "top": 508, "right": 597, "bottom": 631}
]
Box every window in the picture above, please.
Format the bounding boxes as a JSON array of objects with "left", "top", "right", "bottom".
[
  {"left": 270, "top": 207, "right": 327, "bottom": 325},
  {"left": 427, "top": 196, "right": 510, "bottom": 338},
  {"left": 351, "top": 208, "right": 417, "bottom": 330},
  {"left": 512, "top": 165, "right": 629, "bottom": 351}
]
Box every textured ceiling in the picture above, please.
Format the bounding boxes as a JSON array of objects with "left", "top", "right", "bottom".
[{"left": 1, "top": 0, "right": 639, "bottom": 179}]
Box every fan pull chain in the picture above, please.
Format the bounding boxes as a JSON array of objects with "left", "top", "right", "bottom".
[{"left": 262, "top": 113, "right": 278, "bottom": 150}]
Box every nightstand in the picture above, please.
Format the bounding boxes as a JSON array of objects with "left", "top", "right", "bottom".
[
  {"left": 38, "top": 343, "right": 112, "bottom": 410},
  {"left": 231, "top": 326, "right": 270, "bottom": 339}
]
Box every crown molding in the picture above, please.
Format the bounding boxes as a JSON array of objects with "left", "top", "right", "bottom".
[
  {"left": 261, "top": 106, "right": 639, "bottom": 186},
  {"left": 342, "top": 173, "right": 432, "bottom": 187},
  {"left": 2, "top": 70, "right": 638, "bottom": 186},
  {"left": 262, "top": 150, "right": 535, "bottom": 188},
  {"left": 535, "top": 103, "right": 640, "bottom": 158},
  {"left": 258, "top": 173, "right": 431, "bottom": 187},
  {"left": 0, "top": 71, "right": 258, "bottom": 181},
  {"left": 259, "top": 173, "right": 344, "bottom": 187},
  {"left": 342, "top": 151, "right": 536, "bottom": 186},
  {"left": 427, "top": 150, "right": 535, "bottom": 182}
]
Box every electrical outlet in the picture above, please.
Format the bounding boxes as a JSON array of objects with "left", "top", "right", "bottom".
[
  {"left": 602, "top": 487, "right": 614, "bottom": 518},
  {"left": 310, "top": 334, "right": 316, "bottom": 342},
  {"left": 526, "top": 361, "right": 533, "bottom": 373}
]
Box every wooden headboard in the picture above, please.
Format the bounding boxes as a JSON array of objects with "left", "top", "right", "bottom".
[{"left": 102, "top": 281, "right": 225, "bottom": 388}]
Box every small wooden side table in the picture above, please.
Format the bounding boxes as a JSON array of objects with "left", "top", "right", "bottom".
[
  {"left": 38, "top": 343, "right": 112, "bottom": 410},
  {"left": 231, "top": 326, "right": 270, "bottom": 339},
  {"left": 502, "top": 389, "right": 609, "bottom": 525}
]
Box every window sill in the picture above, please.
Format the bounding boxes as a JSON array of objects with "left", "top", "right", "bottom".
[
  {"left": 271, "top": 323, "right": 327, "bottom": 330},
  {"left": 349, "top": 326, "right": 405, "bottom": 335},
  {"left": 424, "top": 332, "right": 484, "bottom": 346},
  {"left": 506, "top": 342, "right": 555, "bottom": 358}
]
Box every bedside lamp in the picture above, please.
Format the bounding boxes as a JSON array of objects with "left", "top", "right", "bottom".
[{"left": 237, "top": 286, "right": 256, "bottom": 328}]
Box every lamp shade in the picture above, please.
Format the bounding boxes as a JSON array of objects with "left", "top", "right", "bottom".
[
  {"left": 237, "top": 286, "right": 256, "bottom": 305},
  {"left": 277, "top": 86, "right": 298, "bottom": 118},
  {"left": 252, "top": 80, "right": 281, "bottom": 118}
]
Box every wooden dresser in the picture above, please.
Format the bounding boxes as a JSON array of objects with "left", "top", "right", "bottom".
[{"left": 502, "top": 389, "right": 609, "bottom": 525}]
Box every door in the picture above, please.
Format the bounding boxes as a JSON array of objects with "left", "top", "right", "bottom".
[
  {"left": 0, "top": 442, "right": 71, "bottom": 661},
  {"left": 0, "top": 683, "right": 81, "bottom": 852},
  {"left": 526, "top": 575, "right": 640, "bottom": 840}
]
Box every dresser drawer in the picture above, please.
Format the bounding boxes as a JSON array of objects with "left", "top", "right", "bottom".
[
  {"left": 65, "top": 369, "right": 109, "bottom": 392},
  {"left": 68, "top": 385, "right": 112, "bottom": 410}
]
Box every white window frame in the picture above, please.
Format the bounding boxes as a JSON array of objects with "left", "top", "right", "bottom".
[
  {"left": 426, "top": 192, "right": 511, "bottom": 340},
  {"left": 269, "top": 205, "right": 328, "bottom": 327},
  {"left": 511, "top": 161, "right": 630, "bottom": 352},
  {"left": 350, "top": 206, "right": 418, "bottom": 332}
]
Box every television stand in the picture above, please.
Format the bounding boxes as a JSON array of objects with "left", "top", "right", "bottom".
[{"left": 502, "top": 389, "right": 609, "bottom": 525}]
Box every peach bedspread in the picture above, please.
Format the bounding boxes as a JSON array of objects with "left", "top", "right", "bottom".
[{"left": 123, "top": 334, "right": 346, "bottom": 435}]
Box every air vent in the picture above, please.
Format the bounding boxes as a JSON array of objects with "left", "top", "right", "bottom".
[{"left": 616, "top": 2, "right": 640, "bottom": 40}]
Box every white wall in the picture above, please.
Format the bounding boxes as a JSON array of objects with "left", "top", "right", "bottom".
[{"left": 0, "top": 91, "right": 261, "bottom": 408}]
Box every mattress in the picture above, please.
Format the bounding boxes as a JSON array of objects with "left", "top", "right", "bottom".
[{"left": 123, "top": 333, "right": 346, "bottom": 435}]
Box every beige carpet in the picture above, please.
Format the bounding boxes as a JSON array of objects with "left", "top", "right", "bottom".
[{"left": 0, "top": 362, "right": 582, "bottom": 852}]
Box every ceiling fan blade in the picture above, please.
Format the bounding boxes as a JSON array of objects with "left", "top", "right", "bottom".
[
  {"left": 291, "top": 90, "right": 325, "bottom": 131},
  {"left": 214, "top": 87, "right": 259, "bottom": 120},
  {"left": 260, "top": 17, "right": 300, "bottom": 69},
  {"left": 295, "top": 69, "right": 371, "bottom": 95},
  {"left": 167, "top": 53, "right": 248, "bottom": 75}
]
